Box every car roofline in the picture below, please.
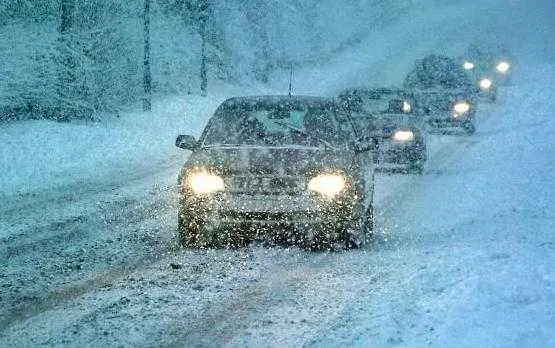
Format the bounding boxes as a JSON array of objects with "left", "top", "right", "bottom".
[{"left": 220, "top": 95, "right": 337, "bottom": 108}]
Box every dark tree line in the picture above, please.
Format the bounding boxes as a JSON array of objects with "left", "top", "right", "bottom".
[
  {"left": 4, "top": 0, "right": 370, "bottom": 121},
  {"left": 56, "top": 0, "right": 216, "bottom": 119}
]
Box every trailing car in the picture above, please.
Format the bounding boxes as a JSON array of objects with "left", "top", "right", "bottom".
[
  {"left": 461, "top": 43, "right": 514, "bottom": 86},
  {"left": 404, "top": 54, "right": 478, "bottom": 135},
  {"left": 175, "top": 95, "right": 375, "bottom": 249},
  {"left": 464, "top": 66, "right": 498, "bottom": 102},
  {"left": 339, "top": 88, "right": 427, "bottom": 174}
]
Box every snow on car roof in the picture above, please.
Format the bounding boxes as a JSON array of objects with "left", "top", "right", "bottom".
[{"left": 220, "top": 95, "right": 337, "bottom": 108}]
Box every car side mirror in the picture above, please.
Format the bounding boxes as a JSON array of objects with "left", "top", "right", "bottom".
[
  {"left": 175, "top": 134, "right": 198, "bottom": 150},
  {"left": 353, "top": 139, "right": 374, "bottom": 153}
]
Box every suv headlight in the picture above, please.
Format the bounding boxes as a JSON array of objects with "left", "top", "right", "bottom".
[
  {"left": 463, "top": 61, "right": 475, "bottom": 70},
  {"left": 393, "top": 130, "right": 415, "bottom": 142},
  {"left": 187, "top": 171, "right": 225, "bottom": 195},
  {"left": 479, "top": 78, "right": 492, "bottom": 90},
  {"left": 308, "top": 174, "right": 346, "bottom": 198},
  {"left": 453, "top": 102, "right": 470, "bottom": 115},
  {"left": 402, "top": 101, "right": 412, "bottom": 113},
  {"left": 496, "top": 61, "right": 510, "bottom": 73}
]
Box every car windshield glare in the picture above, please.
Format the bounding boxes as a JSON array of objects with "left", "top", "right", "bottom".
[{"left": 201, "top": 102, "right": 348, "bottom": 147}]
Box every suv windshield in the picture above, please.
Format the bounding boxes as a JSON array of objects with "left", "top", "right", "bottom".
[
  {"left": 201, "top": 102, "right": 349, "bottom": 147},
  {"left": 360, "top": 97, "right": 404, "bottom": 114}
]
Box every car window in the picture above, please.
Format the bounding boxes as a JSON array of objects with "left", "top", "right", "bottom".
[
  {"left": 360, "top": 98, "right": 390, "bottom": 114},
  {"left": 201, "top": 103, "right": 349, "bottom": 146}
]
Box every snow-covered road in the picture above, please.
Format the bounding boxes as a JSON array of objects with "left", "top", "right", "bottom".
[{"left": 1, "top": 61, "right": 553, "bottom": 347}]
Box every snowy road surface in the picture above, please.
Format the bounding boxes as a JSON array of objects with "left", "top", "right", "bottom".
[{"left": 1, "top": 62, "right": 554, "bottom": 347}]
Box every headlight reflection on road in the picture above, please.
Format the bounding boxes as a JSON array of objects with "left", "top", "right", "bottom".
[{"left": 403, "top": 101, "right": 412, "bottom": 113}]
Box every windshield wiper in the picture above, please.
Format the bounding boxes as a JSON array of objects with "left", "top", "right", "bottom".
[{"left": 272, "top": 120, "right": 335, "bottom": 149}]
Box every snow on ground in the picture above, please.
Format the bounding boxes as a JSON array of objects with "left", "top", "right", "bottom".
[
  {"left": 1, "top": 0, "right": 554, "bottom": 347},
  {"left": 1, "top": 62, "right": 554, "bottom": 347}
]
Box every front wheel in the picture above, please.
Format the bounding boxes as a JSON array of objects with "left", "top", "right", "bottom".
[
  {"left": 462, "top": 121, "right": 476, "bottom": 135},
  {"left": 489, "top": 90, "right": 498, "bottom": 103},
  {"left": 177, "top": 213, "right": 199, "bottom": 247},
  {"left": 342, "top": 202, "right": 374, "bottom": 249},
  {"left": 408, "top": 162, "right": 424, "bottom": 175}
]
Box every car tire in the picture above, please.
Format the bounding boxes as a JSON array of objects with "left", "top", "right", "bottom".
[
  {"left": 342, "top": 201, "right": 374, "bottom": 249},
  {"left": 408, "top": 162, "right": 424, "bottom": 174},
  {"left": 407, "top": 144, "right": 426, "bottom": 174},
  {"left": 177, "top": 213, "right": 199, "bottom": 247},
  {"left": 462, "top": 121, "right": 476, "bottom": 135},
  {"left": 489, "top": 91, "right": 497, "bottom": 103}
]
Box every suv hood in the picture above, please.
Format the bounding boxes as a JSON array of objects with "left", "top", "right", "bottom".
[
  {"left": 184, "top": 144, "right": 358, "bottom": 176},
  {"left": 371, "top": 114, "right": 423, "bottom": 137}
]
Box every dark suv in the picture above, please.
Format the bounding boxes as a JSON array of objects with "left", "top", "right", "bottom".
[
  {"left": 339, "top": 88, "right": 427, "bottom": 174},
  {"left": 461, "top": 43, "right": 514, "bottom": 86},
  {"left": 404, "top": 55, "right": 478, "bottom": 135},
  {"left": 175, "top": 96, "right": 375, "bottom": 249}
]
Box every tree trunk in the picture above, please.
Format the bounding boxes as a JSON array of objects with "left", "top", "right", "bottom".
[
  {"left": 57, "top": 0, "right": 75, "bottom": 121},
  {"left": 143, "top": 0, "right": 152, "bottom": 111},
  {"left": 200, "top": 32, "right": 207, "bottom": 96},
  {"left": 199, "top": 0, "right": 208, "bottom": 96},
  {"left": 243, "top": 1, "right": 271, "bottom": 83}
]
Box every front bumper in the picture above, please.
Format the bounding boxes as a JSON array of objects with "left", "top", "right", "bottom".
[
  {"left": 179, "top": 193, "right": 355, "bottom": 232},
  {"left": 476, "top": 88, "right": 497, "bottom": 102},
  {"left": 376, "top": 139, "right": 425, "bottom": 166},
  {"left": 427, "top": 114, "right": 473, "bottom": 129}
]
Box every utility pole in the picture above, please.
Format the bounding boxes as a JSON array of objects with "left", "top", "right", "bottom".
[
  {"left": 199, "top": 0, "right": 209, "bottom": 96},
  {"left": 143, "top": 0, "right": 152, "bottom": 111},
  {"left": 288, "top": 63, "right": 294, "bottom": 97}
]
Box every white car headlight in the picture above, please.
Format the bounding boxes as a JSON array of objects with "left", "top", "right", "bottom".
[
  {"left": 453, "top": 102, "right": 470, "bottom": 115},
  {"left": 393, "top": 130, "right": 415, "bottom": 142},
  {"left": 496, "top": 61, "right": 510, "bottom": 73},
  {"left": 463, "top": 61, "right": 475, "bottom": 70},
  {"left": 402, "top": 101, "right": 412, "bottom": 113},
  {"left": 188, "top": 172, "right": 225, "bottom": 195},
  {"left": 308, "top": 173, "right": 346, "bottom": 198},
  {"left": 479, "top": 78, "right": 493, "bottom": 90}
]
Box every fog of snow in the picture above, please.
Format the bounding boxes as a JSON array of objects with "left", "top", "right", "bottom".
[{"left": 1, "top": 0, "right": 554, "bottom": 347}]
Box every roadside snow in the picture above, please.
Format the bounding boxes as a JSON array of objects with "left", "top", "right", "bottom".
[{"left": 0, "top": 94, "right": 219, "bottom": 201}]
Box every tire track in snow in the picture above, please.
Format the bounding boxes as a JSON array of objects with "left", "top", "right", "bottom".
[{"left": 0, "top": 176, "right": 179, "bottom": 331}]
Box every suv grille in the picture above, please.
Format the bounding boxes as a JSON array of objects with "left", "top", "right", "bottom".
[{"left": 226, "top": 176, "right": 304, "bottom": 195}]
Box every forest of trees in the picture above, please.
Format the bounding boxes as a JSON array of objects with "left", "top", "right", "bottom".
[{"left": 0, "top": 0, "right": 419, "bottom": 121}]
